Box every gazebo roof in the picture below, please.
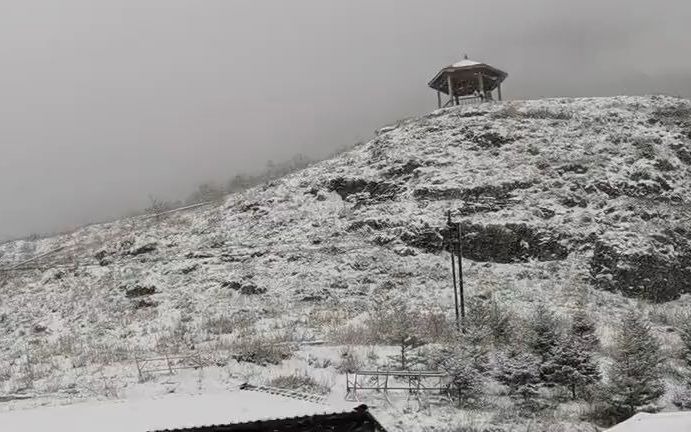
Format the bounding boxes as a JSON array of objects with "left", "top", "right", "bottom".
[{"left": 428, "top": 58, "right": 508, "bottom": 96}]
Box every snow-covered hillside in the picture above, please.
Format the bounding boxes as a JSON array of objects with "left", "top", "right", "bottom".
[{"left": 1, "top": 95, "right": 691, "bottom": 431}]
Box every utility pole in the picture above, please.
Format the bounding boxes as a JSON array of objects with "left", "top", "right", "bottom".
[
  {"left": 447, "top": 211, "right": 460, "bottom": 330},
  {"left": 456, "top": 222, "right": 465, "bottom": 320}
]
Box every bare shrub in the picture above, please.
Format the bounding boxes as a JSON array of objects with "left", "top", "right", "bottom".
[
  {"left": 202, "top": 315, "right": 238, "bottom": 335},
  {"left": 86, "top": 342, "right": 132, "bottom": 365},
  {"left": 270, "top": 370, "right": 331, "bottom": 395},
  {"left": 328, "top": 322, "right": 373, "bottom": 345},
  {"left": 231, "top": 334, "right": 295, "bottom": 366},
  {"left": 155, "top": 319, "right": 195, "bottom": 354},
  {"left": 631, "top": 136, "right": 658, "bottom": 159},
  {"left": 523, "top": 107, "right": 573, "bottom": 120},
  {"left": 336, "top": 346, "right": 363, "bottom": 373},
  {"left": 490, "top": 104, "right": 522, "bottom": 119}
]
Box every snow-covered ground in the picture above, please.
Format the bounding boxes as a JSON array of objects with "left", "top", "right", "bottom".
[{"left": 1, "top": 95, "right": 691, "bottom": 431}]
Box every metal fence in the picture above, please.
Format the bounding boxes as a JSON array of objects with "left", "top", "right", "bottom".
[{"left": 345, "top": 369, "right": 450, "bottom": 401}]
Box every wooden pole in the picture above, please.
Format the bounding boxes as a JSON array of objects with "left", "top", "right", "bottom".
[
  {"left": 448, "top": 211, "right": 460, "bottom": 329},
  {"left": 478, "top": 73, "right": 485, "bottom": 100},
  {"left": 437, "top": 91, "right": 441, "bottom": 109},
  {"left": 447, "top": 75, "right": 455, "bottom": 106},
  {"left": 456, "top": 222, "right": 465, "bottom": 321},
  {"left": 497, "top": 83, "right": 502, "bottom": 101}
]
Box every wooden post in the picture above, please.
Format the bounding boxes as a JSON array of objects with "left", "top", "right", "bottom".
[
  {"left": 448, "top": 211, "right": 460, "bottom": 329},
  {"left": 447, "top": 74, "right": 455, "bottom": 106},
  {"left": 497, "top": 83, "right": 502, "bottom": 101},
  {"left": 456, "top": 222, "right": 465, "bottom": 321},
  {"left": 478, "top": 73, "right": 485, "bottom": 100},
  {"left": 437, "top": 91, "right": 441, "bottom": 109}
]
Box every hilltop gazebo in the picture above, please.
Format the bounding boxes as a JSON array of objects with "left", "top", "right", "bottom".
[{"left": 429, "top": 56, "right": 508, "bottom": 108}]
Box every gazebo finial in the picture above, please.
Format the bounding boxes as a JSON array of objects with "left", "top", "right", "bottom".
[{"left": 463, "top": 53, "right": 469, "bottom": 60}]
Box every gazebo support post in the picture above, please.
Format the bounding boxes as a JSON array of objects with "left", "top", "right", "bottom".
[
  {"left": 497, "top": 83, "right": 502, "bottom": 101},
  {"left": 437, "top": 91, "right": 441, "bottom": 109},
  {"left": 447, "top": 75, "right": 455, "bottom": 106},
  {"left": 478, "top": 73, "right": 485, "bottom": 101}
]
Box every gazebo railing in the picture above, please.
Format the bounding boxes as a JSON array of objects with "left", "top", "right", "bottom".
[{"left": 442, "top": 95, "right": 486, "bottom": 108}]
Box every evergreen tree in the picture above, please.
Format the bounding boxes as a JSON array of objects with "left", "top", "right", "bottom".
[
  {"left": 434, "top": 345, "right": 482, "bottom": 407},
  {"left": 673, "top": 315, "right": 691, "bottom": 409},
  {"left": 571, "top": 308, "right": 599, "bottom": 351},
  {"left": 679, "top": 316, "right": 691, "bottom": 367},
  {"left": 543, "top": 333, "right": 601, "bottom": 399},
  {"left": 496, "top": 351, "right": 541, "bottom": 402},
  {"left": 527, "top": 304, "right": 560, "bottom": 361},
  {"left": 467, "top": 297, "right": 512, "bottom": 346},
  {"left": 605, "top": 310, "right": 664, "bottom": 418}
]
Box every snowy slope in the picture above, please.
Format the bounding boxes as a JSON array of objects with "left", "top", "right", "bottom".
[{"left": 1, "top": 95, "right": 691, "bottom": 430}]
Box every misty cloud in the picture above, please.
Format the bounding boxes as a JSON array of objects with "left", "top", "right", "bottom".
[{"left": 1, "top": 0, "right": 690, "bottom": 240}]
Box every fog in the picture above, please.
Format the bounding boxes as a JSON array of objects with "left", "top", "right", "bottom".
[{"left": 1, "top": 0, "right": 690, "bottom": 240}]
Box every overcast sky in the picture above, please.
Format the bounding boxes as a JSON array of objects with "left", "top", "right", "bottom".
[{"left": 1, "top": 0, "right": 690, "bottom": 240}]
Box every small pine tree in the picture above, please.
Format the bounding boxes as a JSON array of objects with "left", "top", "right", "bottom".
[
  {"left": 435, "top": 346, "right": 482, "bottom": 407},
  {"left": 679, "top": 315, "right": 691, "bottom": 367},
  {"left": 496, "top": 351, "right": 541, "bottom": 402},
  {"left": 372, "top": 297, "right": 421, "bottom": 369},
  {"left": 543, "top": 333, "right": 601, "bottom": 399},
  {"left": 571, "top": 308, "right": 599, "bottom": 350},
  {"left": 527, "top": 304, "right": 560, "bottom": 361},
  {"left": 605, "top": 310, "right": 664, "bottom": 418},
  {"left": 467, "top": 297, "right": 513, "bottom": 346},
  {"left": 673, "top": 314, "right": 691, "bottom": 409}
]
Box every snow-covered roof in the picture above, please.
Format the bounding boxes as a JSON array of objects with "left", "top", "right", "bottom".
[
  {"left": 606, "top": 411, "right": 691, "bottom": 432},
  {"left": 450, "top": 59, "right": 481, "bottom": 68},
  {"left": 0, "top": 392, "right": 356, "bottom": 432}
]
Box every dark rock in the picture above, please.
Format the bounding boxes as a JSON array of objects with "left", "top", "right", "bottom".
[
  {"left": 130, "top": 242, "right": 157, "bottom": 256},
  {"left": 413, "top": 180, "right": 534, "bottom": 202},
  {"left": 222, "top": 281, "right": 243, "bottom": 290},
  {"left": 225, "top": 281, "right": 267, "bottom": 295},
  {"left": 32, "top": 323, "right": 48, "bottom": 334},
  {"left": 241, "top": 284, "right": 266, "bottom": 295},
  {"left": 400, "top": 223, "right": 569, "bottom": 263},
  {"left": 399, "top": 226, "right": 444, "bottom": 253},
  {"left": 557, "top": 163, "right": 589, "bottom": 174},
  {"left": 185, "top": 251, "right": 215, "bottom": 259},
  {"left": 125, "top": 285, "right": 157, "bottom": 298},
  {"left": 385, "top": 160, "right": 422, "bottom": 179},
  {"left": 94, "top": 250, "right": 112, "bottom": 266},
  {"left": 590, "top": 233, "right": 691, "bottom": 302},
  {"left": 560, "top": 194, "right": 588, "bottom": 208},
  {"left": 347, "top": 218, "right": 392, "bottom": 232},
  {"left": 472, "top": 131, "right": 512, "bottom": 148},
  {"left": 328, "top": 177, "right": 401, "bottom": 202},
  {"left": 180, "top": 263, "right": 199, "bottom": 274},
  {"left": 133, "top": 298, "right": 158, "bottom": 309}
]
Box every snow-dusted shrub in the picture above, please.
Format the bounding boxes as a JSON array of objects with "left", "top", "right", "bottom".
[
  {"left": 678, "top": 312, "right": 691, "bottom": 366},
  {"left": 603, "top": 310, "right": 664, "bottom": 419},
  {"left": 335, "top": 346, "right": 362, "bottom": 373},
  {"left": 430, "top": 344, "right": 484, "bottom": 407},
  {"left": 495, "top": 351, "right": 541, "bottom": 405},
  {"left": 490, "top": 104, "right": 521, "bottom": 119},
  {"left": 368, "top": 297, "right": 422, "bottom": 369},
  {"left": 466, "top": 297, "right": 513, "bottom": 346},
  {"left": 527, "top": 303, "right": 561, "bottom": 362},
  {"left": 270, "top": 370, "right": 330, "bottom": 395},
  {"left": 86, "top": 341, "right": 132, "bottom": 365},
  {"left": 523, "top": 107, "right": 573, "bottom": 120},
  {"left": 185, "top": 182, "right": 226, "bottom": 205},
  {"left": 231, "top": 335, "right": 295, "bottom": 366},
  {"left": 630, "top": 136, "right": 658, "bottom": 159},
  {"left": 202, "top": 315, "right": 240, "bottom": 335},
  {"left": 672, "top": 382, "right": 691, "bottom": 409}
]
